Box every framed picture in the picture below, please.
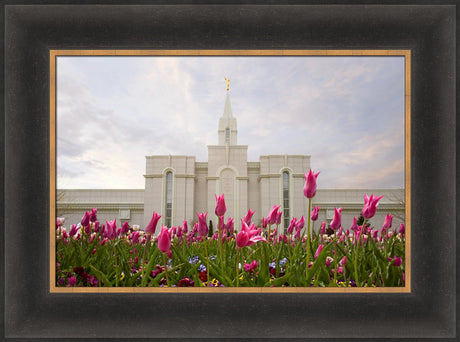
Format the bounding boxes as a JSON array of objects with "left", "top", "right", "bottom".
[
  {"left": 51, "top": 49, "right": 410, "bottom": 294},
  {"left": 3, "top": 2, "right": 456, "bottom": 340}
]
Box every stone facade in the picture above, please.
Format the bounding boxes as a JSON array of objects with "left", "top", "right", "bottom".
[{"left": 57, "top": 92, "right": 405, "bottom": 233}]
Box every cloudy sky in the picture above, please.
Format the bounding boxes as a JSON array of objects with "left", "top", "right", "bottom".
[{"left": 57, "top": 55, "right": 405, "bottom": 189}]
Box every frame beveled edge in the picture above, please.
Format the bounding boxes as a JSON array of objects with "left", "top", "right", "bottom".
[{"left": 49, "top": 49, "right": 411, "bottom": 294}]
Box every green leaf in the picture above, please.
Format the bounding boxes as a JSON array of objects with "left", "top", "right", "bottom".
[
  {"left": 89, "top": 265, "right": 113, "bottom": 287},
  {"left": 141, "top": 248, "right": 160, "bottom": 287},
  {"left": 264, "top": 273, "right": 291, "bottom": 287}
]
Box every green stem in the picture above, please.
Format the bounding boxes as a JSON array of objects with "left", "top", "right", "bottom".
[
  {"left": 353, "top": 218, "right": 367, "bottom": 286},
  {"left": 142, "top": 234, "right": 150, "bottom": 285},
  {"left": 333, "top": 242, "right": 338, "bottom": 284},
  {"left": 236, "top": 249, "right": 240, "bottom": 287},
  {"left": 204, "top": 239, "right": 210, "bottom": 286},
  {"left": 305, "top": 198, "right": 312, "bottom": 285},
  {"left": 163, "top": 252, "right": 170, "bottom": 286},
  {"left": 113, "top": 243, "right": 119, "bottom": 287},
  {"left": 218, "top": 216, "right": 224, "bottom": 278}
]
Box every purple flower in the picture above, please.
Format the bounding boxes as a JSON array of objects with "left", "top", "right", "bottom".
[
  {"left": 67, "top": 276, "right": 77, "bottom": 287},
  {"left": 178, "top": 277, "right": 195, "bottom": 287},
  {"left": 145, "top": 212, "right": 161, "bottom": 235},
  {"left": 303, "top": 169, "right": 320, "bottom": 198},
  {"left": 330, "top": 207, "right": 342, "bottom": 230},
  {"left": 361, "top": 194, "right": 384, "bottom": 219},
  {"left": 215, "top": 194, "right": 227, "bottom": 217}
]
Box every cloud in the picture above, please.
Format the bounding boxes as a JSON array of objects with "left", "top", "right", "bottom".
[{"left": 56, "top": 56, "right": 405, "bottom": 189}]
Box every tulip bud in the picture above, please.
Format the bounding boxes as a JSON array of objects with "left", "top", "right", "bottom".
[{"left": 303, "top": 169, "right": 320, "bottom": 198}]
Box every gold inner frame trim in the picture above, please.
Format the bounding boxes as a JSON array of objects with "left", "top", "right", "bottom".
[{"left": 50, "top": 49, "right": 411, "bottom": 293}]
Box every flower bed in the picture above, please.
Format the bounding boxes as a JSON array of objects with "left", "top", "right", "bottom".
[{"left": 55, "top": 170, "right": 405, "bottom": 287}]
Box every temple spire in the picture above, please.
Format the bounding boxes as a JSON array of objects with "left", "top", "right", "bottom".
[{"left": 218, "top": 81, "right": 237, "bottom": 146}]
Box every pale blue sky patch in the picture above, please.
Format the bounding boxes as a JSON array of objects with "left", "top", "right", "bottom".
[{"left": 56, "top": 55, "right": 405, "bottom": 189}]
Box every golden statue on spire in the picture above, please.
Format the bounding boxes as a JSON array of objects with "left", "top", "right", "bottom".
[{"left": 225, "top": 77, "right": 230, "bottom": 91}]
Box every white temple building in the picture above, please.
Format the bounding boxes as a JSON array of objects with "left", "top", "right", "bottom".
[{"left": 57, "top": 88, "right": 405, "bottom": 233}]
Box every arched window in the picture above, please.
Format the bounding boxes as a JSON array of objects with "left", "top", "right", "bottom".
[
  {"left": 283, "top": 171, "right": 290, "bottom": 229},
  {"left": 165, "top": 171, "right": 173, "bottom": 227},
  {"left": 225, "top": 128, "right": 230, "bottom": 144}
]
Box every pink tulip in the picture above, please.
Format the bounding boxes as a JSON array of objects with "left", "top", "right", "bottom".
[
  {"left": 388, "top": 255, "right": 402, "bottom": 267},
  {"left": 105, "top": 219, "right": 118, "bottom": 239},
  {"left": 311, "top": 206, "right": 320, "bottom": 221},
  {"left": 69, "top": 224, "right": 78, "bottom": 237},
  {"left": 267, "top": 205, "right": 281, "bottom": 225},
  {"left": 243, "top": 209, "right": 255, "bottom": 226},
  {"left": 287, "top": 217, "right": 297, "bottom": 234},
  {"left": 215, "top": 194, "right": 227, "bottom": 217},
  {"left": 294, "top": 227, "right": 301, "bottom": 240},
  {"left": 303, "top": 169, "right": 320, "bottom": 198},
  {"left": 262, "top": 217, "right": 268, "bottom": 228},
  {"left": 244, "top": 260, "right": 258, "bottom": 272},
  {"left": 275, "top": 211, "right": 282, "bottom": 225},
  {"left": 320, "top": 222, "right": 326, "bottom": 235},
  {"left": 130, "top": 231, "right": 140, "bottom": 244},
  {"left": 340, "top": 256, "right": 347, "bottom": 266},
  {"left": 361, "top": 194, "right": 384, "bottom": 219},
  {"left": 157, "top": 225, "right": 171, "bottom": 253},
  {"left": 197, "top": 212, "right": 209, "bottom": 237},
  {"left": 235, "top": 229, "right": 249, "bottom": 248},
  {"left": 121, "top": 221, "right": 130, "bottom": 234},
  {"left": 94, "top": 221, "right": 100, "bottom": 233},
  {"left": 183, "top": 220, "right": 188, "bottom": 233},
  {"left": 382, "top": 214, "right": 394, "bottom": 229},
  {"left": 350, "top": 217, "right": 358, "bottom": 231},
  {"left": 225, "top": 217, "right": 234, "bottom": 233},
  {"left": 145, "top": 212, "right": 161, "bottom": 235},
  {"left": 56, "top": 217, "right": 65, "bottom": 227},
  {"left": 81, "top": 211, "right": 91, "bottom": 227},
  {"left": 89, "top": 208, "right": 97, "bottom": 222},
  {"left": 296, "top": 216, "right": 305, "bottom": 230},
  {"left": 398, "top": 223, "right": 405, "bottom": 234},
  {"left": 330, "top": 207, "right": 342, "bottom": 230},
  {"left": 314, "top": 244, "right": 324, "bottom": 259},
  {"left": 372, "top": 229, "right": 378, "bottom": 239},
  {"left": 235, "top": 221, "right": 267, "bottom": 249}
]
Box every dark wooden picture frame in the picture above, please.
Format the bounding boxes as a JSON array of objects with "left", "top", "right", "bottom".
[{"left": 2, "top": 2, "right": 456, "bottom": 340}]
